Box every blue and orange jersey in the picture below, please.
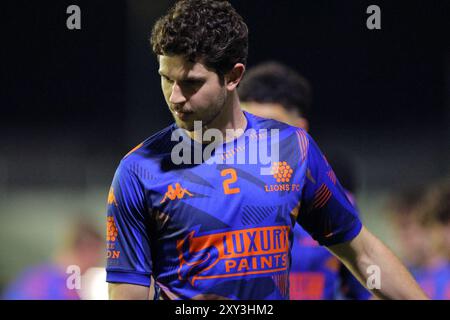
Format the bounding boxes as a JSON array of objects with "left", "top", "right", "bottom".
[
  {"left": 105, "top": 111, "right": 362, "bottom": 300},
  {"left": 290, "top": 220, "right": 370, "bottom": 300},
  {"left": 290, "top": 191, "right": 370, "bottom": 300},
  {"left": 410, "top": 261, "right": 450, "bottom": 300}
]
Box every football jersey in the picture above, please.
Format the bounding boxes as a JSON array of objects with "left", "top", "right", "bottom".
[
  {"left": 3, "top": 264, "right": 80, "bottom": 300},
  {"left": 410, "top": 261, "right": 450, "bottom": 300},
  {"left": 290, "top": 192, "right": 370, "bottom": 300},
  {"left": 106, "top": 111, "right": 362, "bottom": 300},
  {"left": 290, "top": 224, "right": 370, "bottom": 300}
]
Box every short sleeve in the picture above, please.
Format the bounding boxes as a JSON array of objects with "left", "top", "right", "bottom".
[
  {"left": 297, "top": 131, "right": 362, "bottom": 247},
  {"left": 106, "top": 162, "right": 152, "bottom": 286}
]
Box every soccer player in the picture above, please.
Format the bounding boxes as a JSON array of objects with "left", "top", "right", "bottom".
[
  {"left": 106, "top": 0, "right": 427, "bottom": 300},
  {"left": 238, "top": 61, "right": 370, "bottom": 300}
]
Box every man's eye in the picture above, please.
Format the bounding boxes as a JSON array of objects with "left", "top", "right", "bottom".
[
  {"left": 162, "top": 75, "right": 173, "bottom": 83},
  {"left": 182, "top": 80, "right": 202, "bottom": 87}
]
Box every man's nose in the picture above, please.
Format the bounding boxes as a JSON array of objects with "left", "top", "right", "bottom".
[{"left": 169, "top": 82, "right": 187, "bottom": 105}]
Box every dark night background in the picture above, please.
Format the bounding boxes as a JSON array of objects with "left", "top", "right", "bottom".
[
  {"left": 0, "top": 0, "right": 448, "bottom": 291},
  {"left": 1, "top": 0, "right": 448, "bottom": 189}
]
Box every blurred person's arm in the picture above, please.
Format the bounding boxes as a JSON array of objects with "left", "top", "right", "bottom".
[
  {"left": 296, "top": 131, "right": 427, "bottom": 300},
  {"left": 328, "top": 226, "right": 427, "bottom": 300}
]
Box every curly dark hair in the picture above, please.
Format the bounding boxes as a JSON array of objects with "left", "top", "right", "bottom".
[
  {"left": 150, "top": 0, "right": 248, "bottom": 77},
  {"left": 238, "top": 61, "right": 312, "bottom": 117}
]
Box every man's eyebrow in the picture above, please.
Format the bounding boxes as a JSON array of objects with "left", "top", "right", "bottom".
[
  {"left": 158, "top": 71, "right": 205, "bottom": 81},
  {"left": 181, "top": 75, "right": 206, "bottom": 82}
]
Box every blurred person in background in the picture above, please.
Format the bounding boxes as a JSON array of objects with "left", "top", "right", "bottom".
[
  {"left": 238, "top": 61, "right": 370, "bottom": 300},
  {"left": 428, "top": 180, "right": 450, "bottom": 262},
  {"left": 390, "top": 181, "right": 450, "bottom": 299},
  {"left": 2, "top": 218, "right": 103, "bottom": 300},
  {"left": 413, "top": 180, "right": 450, "bottom": 299}
]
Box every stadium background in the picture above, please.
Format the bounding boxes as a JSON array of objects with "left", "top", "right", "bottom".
[{"left": 0, "top": 0, "right": 448, "bottom": 298}]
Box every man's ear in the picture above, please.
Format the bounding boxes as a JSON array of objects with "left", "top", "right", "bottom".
[
  {"left": 292, "top": 117, "right": 309, "bottom": 132},
  {"left": 225, "top": 63, "right": 245, "bottom": 91}
]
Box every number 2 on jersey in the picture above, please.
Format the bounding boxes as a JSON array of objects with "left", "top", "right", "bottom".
[{"left": 221, "top": 168, "right": 240, "bottom": 195}]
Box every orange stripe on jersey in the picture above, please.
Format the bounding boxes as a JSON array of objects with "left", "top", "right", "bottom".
[
  {"left": 124, "top": 142, "right": 144, "bottom": 158},
  {"left": 327, "top": 170, "right": 337, "bottom": 184},
  {"left": 315, "top": 190, "right": 332, "bottom": 209},
  {"left": 194, "top": 268, "right": 287, "bottom": 281},
  {"left": 295, "top": 130, "right": 309, "bottom": 163},
  {"left": 306, "top": 168, "right": 316, "bottom": 184},
  {"left": 313, "top": 184, "right": 332, "bottom": 209},
  {"left": 312, "top": 184, "right": 327, "bottom": 204},
  {"left": 325, "top": 256, "right": 340, "bottom": 272}
]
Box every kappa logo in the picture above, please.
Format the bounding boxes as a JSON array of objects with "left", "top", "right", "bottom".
[
  {"left": 107, "top": 187, "right": 118, "bottom": 207},
  {"left": 160, "top": 183, "right": 193, "bottom": 204}
]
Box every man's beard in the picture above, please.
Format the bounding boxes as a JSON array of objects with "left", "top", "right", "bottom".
[{"left": 174, "top": 93, "right": 227, "bottom": 132}]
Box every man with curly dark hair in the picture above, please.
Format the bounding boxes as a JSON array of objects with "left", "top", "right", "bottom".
[
  {"left": 150, "top": 0, "right": 248, "bottom": 134},
  {"left": 106, "top": 0, "right": 427, "bottom": 300}
]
